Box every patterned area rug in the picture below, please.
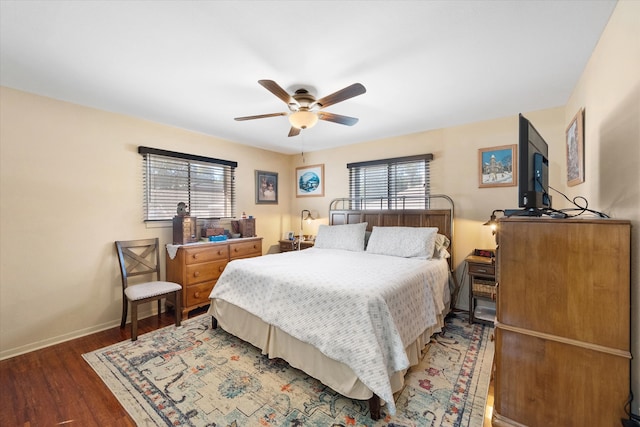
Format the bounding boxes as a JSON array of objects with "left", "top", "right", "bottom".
[{"left": 83, "top": 313, "right": 493, "bottom": 427}]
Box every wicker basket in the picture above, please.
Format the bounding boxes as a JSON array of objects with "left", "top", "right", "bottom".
[{"left": 472, "top": 278, "right": 497, "bottom": 299}]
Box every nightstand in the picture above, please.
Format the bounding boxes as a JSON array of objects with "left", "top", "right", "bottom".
[
  {"left": 279, "top": 239, "right": 314, "bottom": 252},
  {"left": 466, "top": 254, "right": 496, "bottom": 325}
]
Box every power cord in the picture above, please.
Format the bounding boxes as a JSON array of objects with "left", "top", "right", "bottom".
[
  {"left": 622, "top": 392, "right": 640, "bottom": 426},
  {"left": 536, "top": 177, "right": 610, "bottom": 218}
]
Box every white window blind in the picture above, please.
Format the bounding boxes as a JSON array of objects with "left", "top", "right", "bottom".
[
  {"left": 347, "top": 154, "right": 433, "bottom": 209},
  {"left": 139, "top": 146, "right": 237, "bottom": 221}
]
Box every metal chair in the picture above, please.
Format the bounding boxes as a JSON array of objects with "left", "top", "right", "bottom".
[{"left": 115, "top": 238, "right": 181, "bottom": 341}]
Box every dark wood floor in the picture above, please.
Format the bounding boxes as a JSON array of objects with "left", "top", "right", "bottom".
[
  {"left": 0, "top": 310, "right": 188, "bottom": 427},
  {"left": 1, "top": 308, "right": 495, "bottom": 426}
]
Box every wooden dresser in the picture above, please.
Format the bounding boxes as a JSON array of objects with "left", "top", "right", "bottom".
[
  {"left": 493, "top": 217, "right": 631, "bottom": 427},
  {"left": 166, "top": 237, "right": 262, "bottom": 318}
]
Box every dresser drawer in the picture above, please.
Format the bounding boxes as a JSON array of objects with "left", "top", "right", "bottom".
[
  {"left": 186, "top": 281, "right": 215, "bottom": 306},
  {"left": 185, "top": 259, "right": 227, "bottom": 285},
  {"left": 229, "top": 240, "right": 262, "bottom": 259},
  {"left": 183, "top": 245, "right": 229, "bottom": 264},
  {"left": 468, "top": 262, "right": 495, "bottom": 276}
]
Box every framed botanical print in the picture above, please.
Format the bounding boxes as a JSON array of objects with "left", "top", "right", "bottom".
[{"left": 566, "top": 108, "right": 585, "bottom": 186}]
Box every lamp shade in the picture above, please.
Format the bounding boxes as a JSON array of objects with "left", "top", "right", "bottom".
[
  {"left": 289, "top": 110, "right": 319, "bottom": 130},
  {"left": 483, "top": 209, "right": 504, "bottom": 235}
]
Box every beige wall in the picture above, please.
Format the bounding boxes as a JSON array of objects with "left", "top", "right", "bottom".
[
  {"left": 563, "top": 0, "right": 640, "bottom": 413},
  {"left": 1, "top": 4, "right": 638, "bottom": 415},
  {"left": 0, "top": 87, "right": 294, "bottom": 358}
]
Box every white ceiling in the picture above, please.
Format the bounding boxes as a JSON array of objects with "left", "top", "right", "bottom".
[{"left": 0, "top": 1, "right": 617, "bottom": 154}]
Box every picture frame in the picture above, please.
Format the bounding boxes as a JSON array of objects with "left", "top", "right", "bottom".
[
  {"left": 255, "top": 170, "right": 278, "bottom": 204},
  {"left": 296, "top": 164, "right": 324, "bottom": 197},
  {"left": 284, "top": 231, "right": 295, "bottom": 240},
  {"left": 566, "top": 108, "right": 585, "bottom": 187},
  {"left": 478, "top": 144, "right": 517, "bottom": 188}
]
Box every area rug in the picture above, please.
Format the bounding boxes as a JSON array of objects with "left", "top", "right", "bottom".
[{"left": 83, "top": 313, "right": 493, "bottom": 427}]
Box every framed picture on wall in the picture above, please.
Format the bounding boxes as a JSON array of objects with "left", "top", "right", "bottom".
[
  {"left": 255, "top": 170, "right": 278, "bottom": 204},
  {"left": 296, "top": 164, "right": 324, "bottom": 197},
  {"left": 478, "top": 144, "right": 517, "bottom": 188},
  {"left": 566, "top": 108, "right": 585, "bottom": 187}
]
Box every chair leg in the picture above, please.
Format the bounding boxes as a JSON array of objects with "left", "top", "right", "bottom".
[
  {"left": 120, "top": 296, "right": 128, "bottom": 329},
  {"left": 157, "top": 299, "right": 161, "bottom": 316},
  {"left": 174, "top": 290, "right": 182, "bottom": 327},
  {"left": 131, "top": 301, "right": 138, "bottom": 341}
]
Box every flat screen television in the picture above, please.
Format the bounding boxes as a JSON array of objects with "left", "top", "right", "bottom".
[{"left": 517, "top": 113, "right": 551, "bottom": 212}]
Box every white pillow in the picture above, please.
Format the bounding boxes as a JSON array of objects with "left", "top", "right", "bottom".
[
  {"left": 313, "top": 222, "right": 368, "bottom": 252},
  {"left": 433, "top": 233, "right": 451, "bottom": 259},
  {"left": 366, "top": 226, "right": 439, "bottom": 259}
]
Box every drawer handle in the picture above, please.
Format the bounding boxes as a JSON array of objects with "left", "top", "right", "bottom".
[
  {"left": 219, "top": 266, "right": 224, "bottom": 272},
  {"left": 193, "top": 271, "right": 200, "bottom": 277},
  {"left": 234, "top": 248, "right": 239, "bottom": 252},
  {"left": 194, "top": 291, "right": 201, "bottom": 298},
  {"left": 253, "top": 245, "right": 258, "bottom": 249},
  {"left": 192, "top": 253, "right": 199, "bottom": 260},
  {"left": 218, "top": 250, "right": 223, "bottom": 255},
  {"left": 477, "top": 268, "right": 487, "bottom": 273}
]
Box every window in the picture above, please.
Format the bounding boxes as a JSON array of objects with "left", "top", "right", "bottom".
[
  {"left": 347, "top": 154, "right": 433, "bottom": 209},
  {"left": 139, "top": 146, "right": 237, "bottom": 221}
]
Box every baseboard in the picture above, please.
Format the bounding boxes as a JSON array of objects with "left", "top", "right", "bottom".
[{"left": 0, "top": 307, "right": 159, "bottom": 361}]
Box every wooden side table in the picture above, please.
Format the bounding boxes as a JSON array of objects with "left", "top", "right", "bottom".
[
  {"left": 466, "top": 254, "right": 496, "bottom": 324},
  {"left": 279, "top": 239, "right": 314, "bottom": 252}
]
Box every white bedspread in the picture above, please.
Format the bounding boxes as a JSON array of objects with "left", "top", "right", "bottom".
[{"left": 208, "top": 248, "right": 449, "bottom": 414}]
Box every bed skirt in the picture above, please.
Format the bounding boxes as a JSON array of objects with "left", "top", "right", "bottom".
[{"left": 208, "top": 299, "right": 447, "bottom": 402}]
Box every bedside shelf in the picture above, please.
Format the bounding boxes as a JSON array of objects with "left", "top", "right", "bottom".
[{"left": 466, "top": 254, "right": 496, "bottom": 325}]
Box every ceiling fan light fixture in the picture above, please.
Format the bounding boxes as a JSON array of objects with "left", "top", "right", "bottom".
[{"left": 289, "top": 110, "right": 318, "bottom": 130}]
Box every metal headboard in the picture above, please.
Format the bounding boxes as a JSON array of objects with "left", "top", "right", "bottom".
[{"left": 328, "top": 194, "right": 455, "bottom": 266}]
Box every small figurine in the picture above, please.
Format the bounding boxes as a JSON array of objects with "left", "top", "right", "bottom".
[{"left": 176, "top": 202, "right": 188, "bottom": 216}]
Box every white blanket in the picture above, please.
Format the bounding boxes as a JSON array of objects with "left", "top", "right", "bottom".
[{"left": 208, "top": 248, "right": 449, "bottom": 414}]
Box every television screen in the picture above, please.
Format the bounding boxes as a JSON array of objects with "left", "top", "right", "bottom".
[{"left": 518, "top": 114, "right": 551, "bottom": 210}]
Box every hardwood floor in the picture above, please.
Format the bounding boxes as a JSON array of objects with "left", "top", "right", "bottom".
[
  {"left": 1, "top": 308, "right": 496, "bottom": 426},
  {"left": 0, "top": 311, "right": 184, "bottom": 427}
]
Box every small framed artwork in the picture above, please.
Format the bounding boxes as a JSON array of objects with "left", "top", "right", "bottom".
[
  {"left": 255, "top": 170, "right": 278, "bottom": 204},
  {"left": 566, "top": 108, "right": 585, "bottom": 187},
  {"left": 296, "top": 164, "right": 325, "bottom": 197},
  {"left": 478, "top": 144, "right": 517, "bottom": 188},
  {"left": 284, "top": 231, "right": 295, "bottom": 240}
]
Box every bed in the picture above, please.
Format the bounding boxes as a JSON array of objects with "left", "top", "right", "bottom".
[{"left": 207, "top": 195, "right": 456, "bottom": 419}]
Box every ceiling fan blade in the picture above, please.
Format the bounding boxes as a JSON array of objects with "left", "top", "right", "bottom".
[
  {"left": 288, "top": 127, "right": 301, "bottom": 137},
  {"left": 258, "top": 80, "right": 298, "bottom": 107},
  {"left": 234, "top": 112, "right": 287, "bottom": 121},
  {"left": 318, "top": 112, "right": 359, "bottom": 126},
  {"left": 314, "top": 83, "right": 366, "bottom": 109}
]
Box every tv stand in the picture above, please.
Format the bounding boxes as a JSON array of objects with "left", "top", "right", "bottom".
[{"left": 504, "top": 208, "right": 545, "bottom": 217}]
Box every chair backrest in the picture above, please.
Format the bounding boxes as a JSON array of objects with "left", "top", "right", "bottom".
[{"left": 115, "top": 238, "right": 161, "bottom": 289}]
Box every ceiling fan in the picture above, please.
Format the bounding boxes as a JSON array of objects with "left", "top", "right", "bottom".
[{"left": 235, "top": 80, "right": 366, "bottom": 137}]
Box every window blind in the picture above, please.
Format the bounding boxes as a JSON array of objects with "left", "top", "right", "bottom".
[
  {"left": 139, "top": 146, "right": 237, "bottom": 221},
  {"left": 347, "top": 154, "right": 433, "bottom": 209}
]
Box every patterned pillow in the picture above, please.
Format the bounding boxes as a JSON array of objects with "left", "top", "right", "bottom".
[
  {"left": 366, "top": 226, "right": 439, "bottom": 259},
  {"left": 313, "top": 222, "right": 368, "bottom": 252}
]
